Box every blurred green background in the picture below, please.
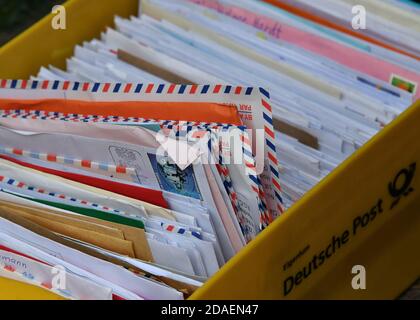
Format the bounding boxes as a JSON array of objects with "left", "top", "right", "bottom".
[{"left": 0, "top": 0, "right": 64, "bottom": 45}]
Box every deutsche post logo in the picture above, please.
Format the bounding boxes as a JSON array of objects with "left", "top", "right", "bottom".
[{"left": 388, "top": 163, "right": 416, "bottom": 209}]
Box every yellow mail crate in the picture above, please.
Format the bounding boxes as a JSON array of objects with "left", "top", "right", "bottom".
[{"left": 0, "top": 0, "right": 419, "bottom": 300}]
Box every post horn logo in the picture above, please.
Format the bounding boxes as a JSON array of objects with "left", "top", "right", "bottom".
[{"left": 388, "top": 163, "right": 416, "bottom": 209}]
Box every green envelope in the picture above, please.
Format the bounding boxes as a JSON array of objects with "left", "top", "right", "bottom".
[{"left": 1, "top": 190, "right": 145, "bottom": 229}]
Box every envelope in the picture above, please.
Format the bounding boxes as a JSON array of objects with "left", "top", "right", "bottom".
[
  {"left": 186, "top": 0, "right": 420, "bottom": 97},
  {"left": 0, "top": 114, "right": 201, "bottom": 173},
  {"left": 204, "top": 164, "right": 245, "bottom": 252},
  {"left": 262, "top": 0, "right": 420, "bottom": 55},
  {"left": 0, "top": 212, "right": 184, "bottom": 300},
  {"left": 0, "top": 199, "right": 153, "bottom": 261},
  {"left": 0, "top": 120, "right": 243, "bottom": 258},
  {"left": 0, "top": 153, "right": 225, "bottom": 259},
  {"left": 0, "top": 98, "right": 243, "bottom": 125},
  {"left": 0, "top": 200, "right": 125, "bottom": 238},
  {"left": 273, "top": 118, "right": 319, "bottom": 149},
  {"left": 139, "top": 0, "right": 343, "bottom": 99},
  {"left": 118, "top": 50, "right": 195, "bottom": 84},
  {"left": 0, "top": 80, "right": 284, "bottom": 221},
  {"left": 146, "top": 238, "right": 197, "bottom": 276},
  {"left": 261, "top": 0, "right": 420, "bottom": 60},
  {"left": 1, "top": 152, "right": 169, "bottom": 209},
  {"left": 0, "top": 204, "right": 136, "bottom": 258},
  {"left": 0, "top": 244, "right": 113, "bottom": 300},
  {"left": 0, "top": 230, "right": 143, "bottom": 300},
  {"left": 2, "top": 190, "right": 147, "bottom": 229},
  {"left": 63, "top": 235, "right": 201, "bottom": 296},
  {"left": 0, "top": 155, "right": 175, "bottom": 221},
  {"left": 0, "top": 157, "right": 150, "bottom": 221},
  {"left": 0, "top": 161, "right": 225, "bottom": 270},
  {"left": 115, "top": 48, "right": 319, "bottom": 149}
]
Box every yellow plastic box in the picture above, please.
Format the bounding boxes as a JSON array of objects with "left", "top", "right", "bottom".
[{"left": 0, "top": 0, "right": 419, "bottom": 300}]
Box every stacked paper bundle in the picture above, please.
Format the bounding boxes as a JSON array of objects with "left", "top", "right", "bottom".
[
  {"left": 0, "top": 82, "right": 283, "bottom": 299},
  {"left": 0, "top": 0, "right": 418, "bottom": 299},
  {"left": 35, "top": 0, "right": 420, "bottom": 206}
]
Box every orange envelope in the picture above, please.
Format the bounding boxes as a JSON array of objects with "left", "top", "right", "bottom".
[{"left": 0, "top": 99, "right": 243, "bottom": 125}]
